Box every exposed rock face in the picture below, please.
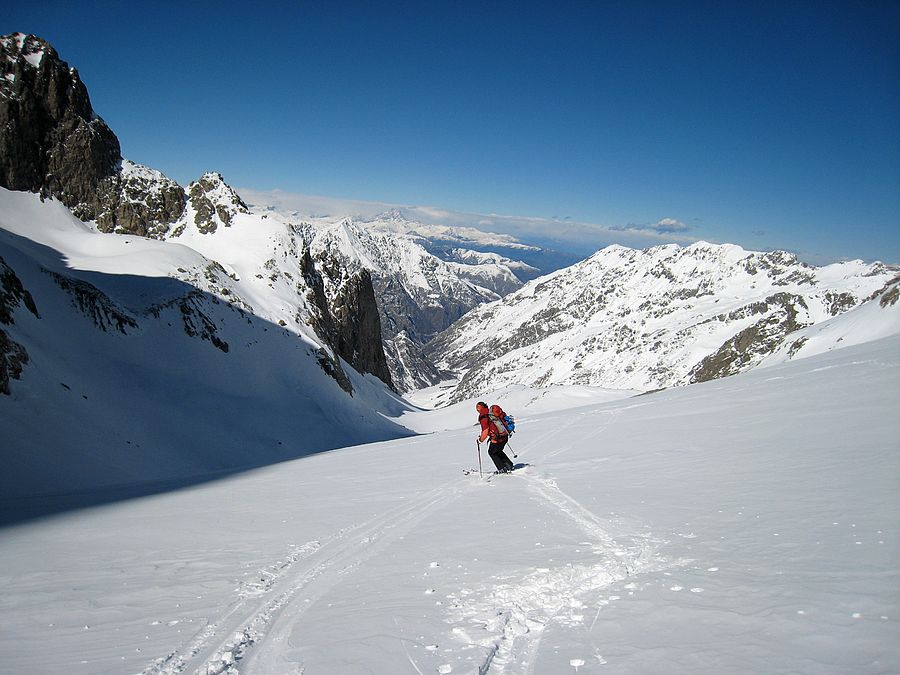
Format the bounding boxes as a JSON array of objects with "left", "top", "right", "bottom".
[
  {"left": 0, "top": 34, "right": 120, "bottom": 212},
  {"left": 0, "top": 328, "right": 28, "bottom": 395},
  {"left": 0, "top": 33, "right": 185, "bottom": 237},
  {"left": 48, "top": 271, "right": 138, "bottom": 334},
  {"left": 185, "top": 172, "right": 249, "bottom": 235},
  {"left": 688, "top": 292, "right": 808, "bottom": 383},
  {"left": 330, "top": 269, "right": 393, "bottom": 387},
  {"left": 299, "top": 249, "right": 354, "bottom": 393},
  {"left": 1, "top": 256, "right": 39, "bottom": 395},
  {"left": 299, "top": 249, "right": 394, "bottom": 391},
  {"left": 1, "top": 256, "right": 39, "bottom": 323},
  {"left": 94, "top": 161, "right": 186, "bottom": 237}
]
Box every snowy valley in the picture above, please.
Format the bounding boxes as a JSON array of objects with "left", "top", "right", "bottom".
[
  {"left": 1, "top": 334, "right": 898, "bottom": 673},
  {"left": 1, "top": 31, "right": 899, "bottom": 675}
]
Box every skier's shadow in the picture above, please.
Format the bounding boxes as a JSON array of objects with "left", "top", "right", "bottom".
[{"left": 512, "top": 462, "right": 532, "bottom": 472}]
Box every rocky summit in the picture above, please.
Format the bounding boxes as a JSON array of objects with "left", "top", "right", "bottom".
[
  {"left": 0, "top": 33, "right": 121, "bottom": 215},
  {"left": 0, "top": 33, "right": 186, "bottom": 236}
]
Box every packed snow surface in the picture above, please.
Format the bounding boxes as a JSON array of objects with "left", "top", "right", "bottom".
[{"left": 1, "top": 336, "right": 897, "bottom": 673}]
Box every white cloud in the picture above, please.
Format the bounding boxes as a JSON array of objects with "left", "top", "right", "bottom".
[{"left": 236, "top": 188, "right": 699, "bottom": 255}]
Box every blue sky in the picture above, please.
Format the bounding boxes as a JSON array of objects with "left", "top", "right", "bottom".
[{"left": 5, "top": 1, "right": 899, "bottom": 263}]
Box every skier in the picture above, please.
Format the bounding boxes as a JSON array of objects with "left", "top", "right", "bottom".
[{"left": 476, "top": 401, "right": 514, "bottom": 473}]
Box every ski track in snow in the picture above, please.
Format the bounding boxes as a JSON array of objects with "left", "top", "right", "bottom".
[
  {"left": 142, "top": 480, "right": 466, "bottom": 674},
  {"left": 444, "top": 468, "right": 669, "bottom": 675},
  {"left": 142, "top": 409, "right": 667, "bottom": 675},
  {"left": 139, "top": 461, "right": 667, "bottom": 675}
]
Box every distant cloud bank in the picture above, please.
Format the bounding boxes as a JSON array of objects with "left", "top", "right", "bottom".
[{"left": 237, "top": 188, "right": 699, "bottom": 256}]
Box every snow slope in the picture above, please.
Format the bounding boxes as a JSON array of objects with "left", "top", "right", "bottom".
[
  {"left": 1, "top": 335, "right": 896, "bottom": 673},
  {"left": 759, "top": 276, "right": 900, "bottom": 367},
  {"left": 0, "top": 187, "right": 412, "bottom": 513}
]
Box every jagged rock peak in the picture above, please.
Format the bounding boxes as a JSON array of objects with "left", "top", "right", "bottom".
[
  {"left": 94, "top": 160, "right": 186, "bottom": 238},
  {"left": 0, "top": 32, "right": 121, "bottom": 212},
  {"left": 1, "top": 33, "right": 52, "bottom": 71},
  {"left": 184, "top": 172, "right": 249, "bottom": 235},
  {"left": 0, "top": 33, "right": 187, "bottom": 237}
]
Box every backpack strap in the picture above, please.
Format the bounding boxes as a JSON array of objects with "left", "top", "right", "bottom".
[{"left": 487, "top": 412, "right": 509, "bottom": 439}]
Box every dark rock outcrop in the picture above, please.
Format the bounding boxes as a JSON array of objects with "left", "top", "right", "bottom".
[
  {"left": 0, "top": 34, "right": 120, "bottom": 211},
  {"left": 0, "top": 328, "right": 28, "bottom": 395},
  {"left": 1, "top": 256, "right": 39, "bottom": 395},
  {"left": 331, "top": 269, "right": 394, "bottom": 388},
  {"left": 49, "top": 271, "right": 138, "bottom": 334},
  {"left": 300, "top": 249, "right": 395, "bottom": 391},
  {"left": 185, "top": 172, "right": 250, "bottom": 235},
  {"left": 299, "top": 249, "right": 353, "bottom": 393},
  {"left": 0, "top": 33, "right": 185, "bottom": 236},
  {"left": 689, "top": 293, "right": 809, "bottom": 383},
  {"left": 94, "top": 161, "right": 186, "bottom": 237},
  {"left": 1, "top": 255, "right": 39, "bottom": 323},
  {"left": 146, "top": 291, "right": 230, "bottom": 353}
]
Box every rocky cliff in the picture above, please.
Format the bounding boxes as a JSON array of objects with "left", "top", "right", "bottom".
[
  {"left": 0, "top": 34, "right": 121, "bottom": 212},
  {"left": 0, "top": 33, "right": 186, "bottom": 235},
  {"left": 0, "top": 255, "right": 38, "bottom": 395}
]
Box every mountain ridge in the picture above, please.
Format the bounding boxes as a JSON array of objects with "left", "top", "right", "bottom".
[{"left": 428, "top": 240, "right": 898, "bottom": 401}]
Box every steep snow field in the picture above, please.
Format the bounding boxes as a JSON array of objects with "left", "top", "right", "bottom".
[
  {"left": 0, "top": 188, "right": 412, "bottom": 509},
  {"left": 1, "top": 335, "right": 897, "bottom": 674}
]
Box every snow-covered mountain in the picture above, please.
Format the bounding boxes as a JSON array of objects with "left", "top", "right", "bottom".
[
  {"left": 168, "top": 198, "right": 536, "bottom": 392},
  {"left": 299, "top": 213, "right": 532, "bottom": 390},
  {"left": 429, "top": 242, "right": 899, "bottom": 401}
]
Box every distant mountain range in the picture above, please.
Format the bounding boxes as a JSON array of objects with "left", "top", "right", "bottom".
[{"left": 429, "top": 242, "right": 898, "bottom": 401}]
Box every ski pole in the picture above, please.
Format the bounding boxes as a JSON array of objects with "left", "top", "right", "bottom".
[
  {"left": 476, "top": 439, "right": 483, "bottom": 478},
  {"left": 507, "top": 440, "right": 517, "bottom": 459}
]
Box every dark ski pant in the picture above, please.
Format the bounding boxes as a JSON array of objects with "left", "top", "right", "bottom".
[{"left": 488, "top": 436, "right": 514, "bottom": 472}]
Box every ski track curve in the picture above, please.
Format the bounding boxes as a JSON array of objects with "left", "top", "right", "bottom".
[
  {"left": 143, "top": 408, "right": 664, "bottom": 675},
  {"left": 445, "top": 468, "right": 669, "bottom": 675},
  {"left": 141, "top": 479, "right": 466, "bottom": 675}
]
